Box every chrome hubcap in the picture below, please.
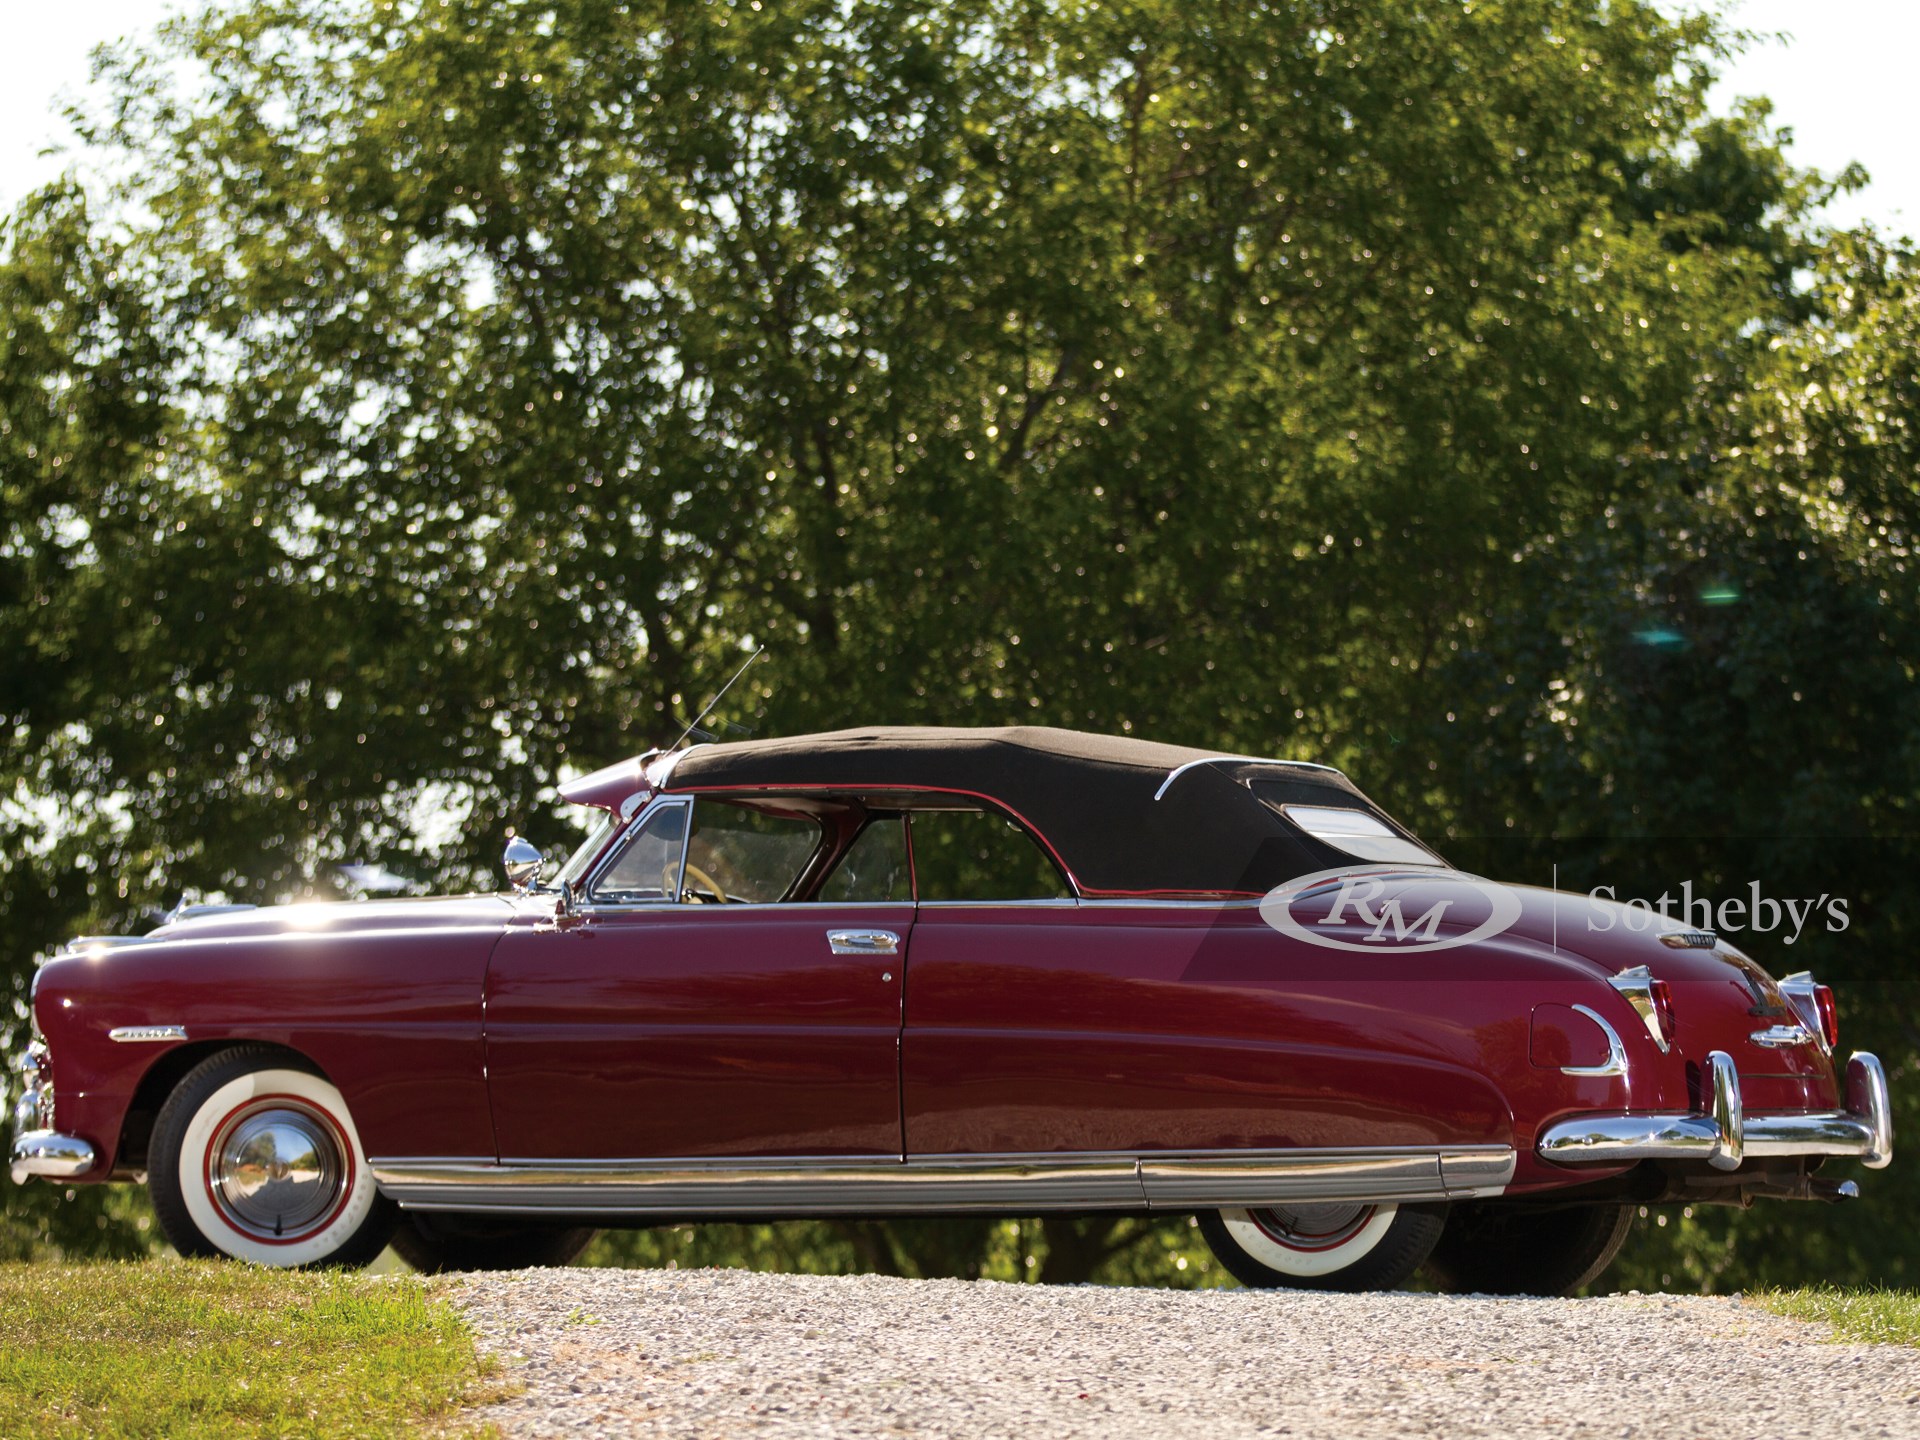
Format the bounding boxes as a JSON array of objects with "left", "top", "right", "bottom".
[
  {"left": 1249, "top": 1202, "right": 1374, "bottom": 1250},
  {"left": 211, "top": 1104, "right": 345, "bottom": 1240}
]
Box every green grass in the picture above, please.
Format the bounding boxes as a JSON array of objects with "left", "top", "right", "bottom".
[
  {"left": 1757, "top": 1287, "right": 1920, "bottom": 1347},
  {"left": 0, "top": 1261, "right": 506, "bottom": 1438}
]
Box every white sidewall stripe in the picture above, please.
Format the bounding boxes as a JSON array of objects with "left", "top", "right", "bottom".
[
  {"left": 176, "top": 1067, "right": 377, "bottom": 1267},
  {"left": 1220, "top": 1204, "right": 1399, "bottom": 1278}
]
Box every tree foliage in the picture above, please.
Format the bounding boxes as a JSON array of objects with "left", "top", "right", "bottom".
[{"left": 2, "top": 0, "right": 1914, "bottom": 1286}]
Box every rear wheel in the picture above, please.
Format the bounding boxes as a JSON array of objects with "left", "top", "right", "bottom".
[
  {"left": 388, "top": 1213, "right": 598, "bottom": 1273},
  {"left": 148, "top": 1046, "right": 396, "bottom": 1268},
  {"left": 1198, "top": 1202, "right": 1445, "bottom": 1291},
  {"left": 1423, "top": 1201, "right": 1634, "bottom": 1296}
]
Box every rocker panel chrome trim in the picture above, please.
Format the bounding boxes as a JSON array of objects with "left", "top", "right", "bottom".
[{"left": 370, "top": 1145, "right": 1516, "bottom": 1215}]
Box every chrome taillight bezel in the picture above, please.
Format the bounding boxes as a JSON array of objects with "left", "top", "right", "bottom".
[
  {"left": 1609, "top": 965, "right": 1672, "bottom": 1053},
  {"left": 1778, "top": 972, "right": 1838, "bottom": 1053}
]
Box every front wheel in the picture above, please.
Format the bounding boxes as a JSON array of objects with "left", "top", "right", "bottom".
[
  {"left": 148, "top": 1045, "right": 395, "bottom": 1267},
  {"left": 1423, "top": 1201, "right": 1634, "bottom": 1296},
  {"left": 1198, "top": 1202, "right": 1445, "bottom": 1291}
]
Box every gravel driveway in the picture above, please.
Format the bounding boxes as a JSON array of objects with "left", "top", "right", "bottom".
[{"left": 451, "top": 1268, "right": 1920, "bottom": 1439}]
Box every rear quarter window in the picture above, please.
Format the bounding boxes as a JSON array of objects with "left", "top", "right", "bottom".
[{"left": 1251, "top": 788, "right": 1442, "bottom": 866}]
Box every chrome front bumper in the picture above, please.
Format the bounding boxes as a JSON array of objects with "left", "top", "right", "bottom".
[
  {"left": 1539, "top": 1050, "right": 1892, "bottom": 1173},
  {"left": 9, "top": 1130, "right": 97, "bottom": 1185},
  {"left": 9, "top": 1038, "right": 98, "bottom": 1184}
]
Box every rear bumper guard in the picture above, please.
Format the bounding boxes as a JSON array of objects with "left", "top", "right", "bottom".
[{"left": 1538, "top": 1050, "right": 1892, "bottom": 1173}]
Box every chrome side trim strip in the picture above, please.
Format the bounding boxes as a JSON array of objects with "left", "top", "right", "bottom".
[
  {"left": 913, "top": 899, "right": 1080, "bottom": 910},
  {"left": 1153, "top": 755, "right": 1342, "bottom": 802},
  {"left": 375, "top": 1154, "right": 1143, "bottom": 1214},
  {"left": 58, "top": 935, "right": 157, "bottom": 955},
  {"left": 108, "top": 1025, "right": 189, "bottom": 1044},
  {"left": 1439, "top": 1148, "right": 1520, "bottom": 1194},
  {"left": 575, "top": 897, "right": 1272, "bottom": 914},
  {"left": 370, "top": 1145, "right": 1515, "bottom": 1215},
  {"left": 1138, "top": 1146, "right": 1513, "bottom": 1206},
  {"left": 1072, "top": 898, "right": 1264, "bottom": 910}
]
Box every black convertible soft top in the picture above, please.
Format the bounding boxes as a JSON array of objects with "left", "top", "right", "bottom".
[{"left": 663, "top": 725, "right": 1414, "bottom": 897}]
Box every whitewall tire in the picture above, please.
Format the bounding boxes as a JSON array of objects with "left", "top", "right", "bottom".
[
  {"left": 149, "top": 1046, "right": 395, "bottom": 1268},
  {"left": 1199, "top": 1201, "right": 1445, "bottom": 1291}
]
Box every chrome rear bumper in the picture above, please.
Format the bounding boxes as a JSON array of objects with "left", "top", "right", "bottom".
[
  {"left": 1539, "top": 1050, "right": 1892, "bottom": 1172},
  {"left": 9, "top": 1130, "right": 98, "bottom": 1185}
]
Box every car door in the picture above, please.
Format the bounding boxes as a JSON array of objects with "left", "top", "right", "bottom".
[{"left": 483, "top": 795, "right": 911, "bottom": 1161}]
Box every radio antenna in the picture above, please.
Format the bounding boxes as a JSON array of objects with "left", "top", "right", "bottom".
[{"left": 669, "top": 646, "right": 766, "bottom": 751}]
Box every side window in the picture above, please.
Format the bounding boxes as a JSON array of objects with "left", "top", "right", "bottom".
[
  {"left": 817, "top": 818, "right": 910, "bottom": 903},
  {"left": 680, "top": 800, "right": 823, "bottom": 903},
  {"left": 909, "top": 809, "right": 1072, "bottom": 901},
  {"left": 590, "top": 801, "right": 689, "bottom": 903}
]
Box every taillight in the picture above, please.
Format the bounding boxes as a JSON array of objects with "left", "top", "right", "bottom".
[
  {"left": 1814, "top": 985, "right": 1839, "bottom": 1048},
  {"left": 1650, "top": 978, "right": 1676, "bottom": 1045}
]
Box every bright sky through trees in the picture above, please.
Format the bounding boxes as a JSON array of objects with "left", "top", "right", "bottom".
[{"left": 2, "top": 1, "right": 1916, "bottom": 236}]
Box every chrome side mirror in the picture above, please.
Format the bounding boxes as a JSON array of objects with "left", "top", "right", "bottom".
[{"left": 503, "top": 835, "right": 546, "bottom": 893}]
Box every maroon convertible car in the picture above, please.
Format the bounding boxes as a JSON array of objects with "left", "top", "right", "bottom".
[{"left": 11, "top": 727, "right": 1891, "bottom": 1290}]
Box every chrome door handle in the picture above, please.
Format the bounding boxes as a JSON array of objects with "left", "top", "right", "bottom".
[{"left": 827, "top": 929, "right": 899, "bottom": 956}]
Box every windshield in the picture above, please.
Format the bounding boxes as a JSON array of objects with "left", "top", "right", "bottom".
[{"left": 550, "top": 812, "right": 619, "bottom": 889}]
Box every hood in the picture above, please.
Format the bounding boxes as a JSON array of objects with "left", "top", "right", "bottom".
[{"left": 123, "top": 894, "right": 516, "bottom": 946}]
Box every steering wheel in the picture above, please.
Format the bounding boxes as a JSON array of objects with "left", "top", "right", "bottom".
[{"left": 680, "top": 861, "right": 729, "bottom": 904}]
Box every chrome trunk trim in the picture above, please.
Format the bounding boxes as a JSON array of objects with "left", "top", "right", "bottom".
[
  {"left": 1657, "top": 930, "right": 1718, "bottom": 949},
  {"left": 370, "top": 1145, "right": 1516, "bottom": 1215}
]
